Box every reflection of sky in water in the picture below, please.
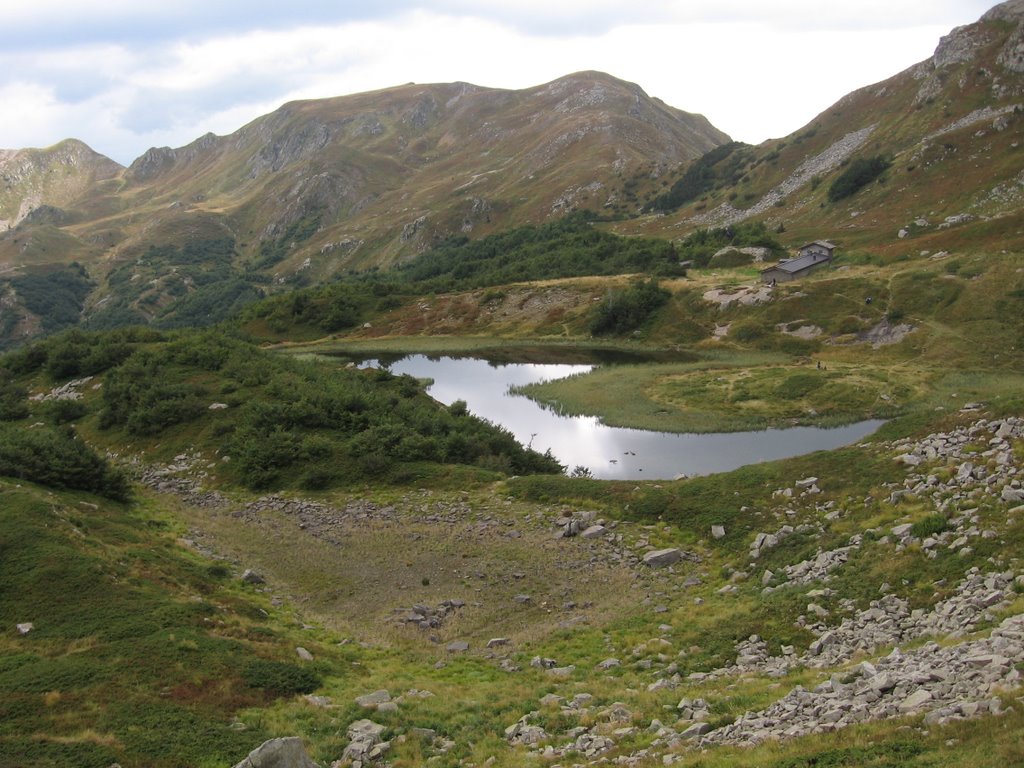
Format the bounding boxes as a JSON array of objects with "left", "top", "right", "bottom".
[{"left": 369, "top": 356, "right": 883, "bottom": 481}]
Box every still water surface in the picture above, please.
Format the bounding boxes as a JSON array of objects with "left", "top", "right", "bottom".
[{"left": 362, "top": 355, "right": 882, "bottom": 481}]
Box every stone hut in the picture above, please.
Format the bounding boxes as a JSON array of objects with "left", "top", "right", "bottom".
[{"left": 760, "top": 241, "right": 836, "bottom": 284}]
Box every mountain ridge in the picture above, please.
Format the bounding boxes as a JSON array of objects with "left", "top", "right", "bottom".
[
  {"left": 0, "top": 71, "right": 730, "bottom": 343},
  {"left": 2, "top": 3, "right": 1024, "bottom": 345}
]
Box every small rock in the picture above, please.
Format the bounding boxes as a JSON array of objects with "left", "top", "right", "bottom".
[
  {"left": 241, "top": 569, "right": 265, "bottom": 585},
  {"left": 355, "top": 690, "right": 391, "bottom": 708}
]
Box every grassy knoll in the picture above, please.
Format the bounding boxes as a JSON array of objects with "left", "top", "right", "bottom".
[{"left": 514, "top": 354, "right": 924, "bottom": 433}]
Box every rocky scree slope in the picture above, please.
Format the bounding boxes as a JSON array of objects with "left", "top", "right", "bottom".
[{"left": 133, "top": 412, "right": 1024, "bottom": 767}]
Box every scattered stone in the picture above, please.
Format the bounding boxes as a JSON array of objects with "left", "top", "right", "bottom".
[
  {"left": 355, "top": 690, "right": 391, "bottom": 709},
  {"left": 447, "top": 641, "right": 470, "bottom": 653},
  {"left": 232, "top": 737, "right": 318, "bottom": 768},
  {"left": 295, "top": 647, "right": 314, "bottom": 661},
  {"left": 711, "top": 525, "right": 726, "bottom": 539},
  {"left": 241, "top": 569, "right": 265, "bottom": 585},
  {"left": 342, "top": 719, "right": 389, "bottom": 764},
  {"left": 505, "top": 718, "right": 548, "bottom": 746},
  {"left": 16, "top": 622, "right": 33, "bottom": 635}
]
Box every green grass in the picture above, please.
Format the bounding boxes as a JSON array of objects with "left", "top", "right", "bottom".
[
  {"left": 0, "top": 483, "right": 322, "bottom": 767},
  {"left": 516, "top": 355, "right": 918, "bottom": 433}
]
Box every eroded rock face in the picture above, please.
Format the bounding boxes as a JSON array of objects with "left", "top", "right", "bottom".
[{"left": 232, "top": 737, "right": 319, "bottom": 768}]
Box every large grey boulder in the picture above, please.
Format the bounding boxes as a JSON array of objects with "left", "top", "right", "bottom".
[
  {"left": 232, "top": 737, "right": 319, "bottom": 768},
  {"left": 643, "top": 548, "right": 682, "bottom": 567}
]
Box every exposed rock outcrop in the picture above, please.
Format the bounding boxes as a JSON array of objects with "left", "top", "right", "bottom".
[{"left": 232, "top": 737, "right": 319, "bottom": 768}]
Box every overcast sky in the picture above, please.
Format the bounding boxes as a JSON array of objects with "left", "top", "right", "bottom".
[{"left": 0, "top": 1, "right": 997, "bottom": 165}]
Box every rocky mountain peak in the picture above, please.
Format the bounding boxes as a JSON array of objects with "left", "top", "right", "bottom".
[
  {"left": 0, "top": 139, "right": 121, "bottom": 230},
  {"left": 982, "top": 0, "right": 1024, "bottom": 22}
]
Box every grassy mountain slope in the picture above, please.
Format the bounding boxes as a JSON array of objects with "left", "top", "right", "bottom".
[
  {"left": 620, "top": 2, "right": 1024, "bottom": 255},
  {"left": 0, "top": 72, "right": 728, "bottom": 348},
  {"left": 0, "top": 479, "right": 322, "bottom": 768},
  {"left": 2, "top": 322, "right": 1023, "bottom": 767}
]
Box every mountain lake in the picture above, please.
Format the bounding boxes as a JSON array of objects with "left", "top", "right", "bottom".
[{"left": 335, "top": 352, "right": 884, "bottom": 480}]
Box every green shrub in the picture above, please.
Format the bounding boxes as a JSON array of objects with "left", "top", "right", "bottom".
[
  {"left": 0, "top": 424, "right": 130, "bottom": 500},
  {"left": 0, "top": 378, "right": 29, "bottom": 421},
  {"left": 42, "top": 398, "right": 89, "bottom": 424},
  {"left": 589, "top": 279, "right": 671, "bottom": 336},
  {"left": 7, "top": 262, "right": 93, "bottom": 335},
  {"left": 675, "top": 222, "right": 782, "bottom": 267},
  {"left": 775, "top": 373, "right": 823, "bottom": 398},
  {"left": 242, "top": 660, "right": 321, "bottom": 696},
  {"left": 910, "top": 514, "right": 948, "bottom": 539},
  {"left": 730, "top": 320, "right": 767, "bottom": 342},
  {"left": 827, "top": 155, "right": 892, "bottom": 202},
  {"left": 645, "top": 142, "right": 746, "bottom": 212}
]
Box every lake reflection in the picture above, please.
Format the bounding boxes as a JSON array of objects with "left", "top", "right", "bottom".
[{"left": 362, "top": 355, "right": 883, "bottom": 481}]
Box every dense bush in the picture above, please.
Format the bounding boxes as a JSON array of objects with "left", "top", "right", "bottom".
[
  {"left": 0, "top": 377, "right": 29, "bottom": 421},
  {"left": 589, "top": 279, "right": 671, "bottom": 336},
  {"left": 6, "top": 263, "right": 94, "bottom": 336},
  {"left": 645, "top": 142, "right": 748, "bottom": 213},
  {"left": 676, "top": 222, "right": 782, "bottom": 268},
  {"left": 242, "top": 660, "right": 321, "bottom": 696},
  {"left": 1, "top": 328, "right": 153, "bottom": 381},
  {"left": 156, "top": 279, "right": 263, "bottom": 329},
  {"left": 241, "top": 282, "right": 374, "bottom": 335},
  {"left": 98, "top": 352, "right": 206, "bottom": 436},
  {"left": 391, "top": 211, "right": 685, "bottom": 291},
  {"left": 0, "top": 424, "right": 130, "bottom": 500},
  {"left": 827, "top": 155, "right": 892, "bottom": 202},
  {"left": 79, "top": 330, "right": 562, "bottom": 489},
  {"left": 94, "top": 236, "right": 262, "bottom": 331}
]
